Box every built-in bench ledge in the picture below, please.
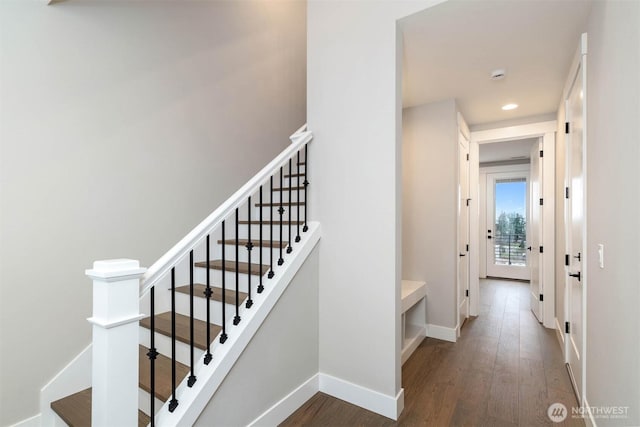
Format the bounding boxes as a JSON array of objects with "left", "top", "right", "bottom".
[{"left": 401, "top": 280, "right": 427, "bottom": 365}]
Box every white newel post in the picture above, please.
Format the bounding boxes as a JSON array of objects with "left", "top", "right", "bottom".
[{"left": 86, "top": 259, "right": 146, "bottom": 427}]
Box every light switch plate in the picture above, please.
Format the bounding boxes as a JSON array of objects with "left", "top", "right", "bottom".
[{"left": 598, "top": 244, "right": 604, "bottom": 269}]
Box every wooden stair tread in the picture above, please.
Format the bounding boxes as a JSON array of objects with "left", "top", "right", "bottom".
[
  {"left": 255, "top": 201, "right": 304, "bottom": 207},
  {"left": 175, "top": 283, "right": 247, "bottom": 304},
  {"left": 140, "top": 312, "right": 221, "bottom": 350},
  {"left": 217, "top": 239, "right": 288, "bottom": 249},
  {"left": 51, "top": 388, "right": 150, "bottom": 427},
  {"left": 139, "top": 345, "right": 189, "bottom": 402},
  {"left": 238, "top": 220, "right": 303, "bottom": 225},
  {"left": 194, "top": 259, "right": 269, "bottom": 276}
]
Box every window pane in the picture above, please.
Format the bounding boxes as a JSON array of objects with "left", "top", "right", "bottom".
[{"left": 494, "top": 179, "right": 527, "bottom": 266}]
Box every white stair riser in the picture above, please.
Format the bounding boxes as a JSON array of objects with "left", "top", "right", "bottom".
[
  {"left": 193, "top": 269, "right": 268, "bottom": 293},
  {"left": 254, "top": 205, "right": 305, "bottom": 221},
  {"left": 211, "top": 244, "right": 293, "bottom": 264},
  {"left": 174, "top": 291, "right": 238, "bottom": 325},
  {"left": 139, "top": 327, "right": 206, "bottom": 367},
  {"left": 138, "top": 388, "right": 164, "bottom": 418}
]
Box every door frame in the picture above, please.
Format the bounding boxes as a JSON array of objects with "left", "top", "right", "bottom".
[
  {"left": 470, "top": 121, "right": 556, "bottom": 329},
  {"left": 457, "top": 113, "right": 471, "bottom": 329},
  {"left": 485, "top": 169, "right": 531, "bottom": 281},
  {"left": 562, "top": 33, "right": 588, "bottom": 405}
]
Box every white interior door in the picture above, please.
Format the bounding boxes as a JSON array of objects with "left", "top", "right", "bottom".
[
  {"left": 566, "top": 56, "right": 586, "bottom": 404},
  {"left": 486, "top": 171, "right": 530, "bottom": 281},
  {"left": 529, "top": 140, "right": 543, "bottom": 321},
  {"left": 457, "top": 132, "right": 470, "bottom": 333}
]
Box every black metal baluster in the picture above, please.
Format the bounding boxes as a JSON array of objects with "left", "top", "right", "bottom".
[
  {"left": 187, "top": 250, "right": 196, "bottom": 387},
  {"left": 168, "top": 268, "right": 178, "bottom": 412},
  {"left": 296, "top": 151, "right": 301, "bottom": 243},
  {"left": 146, "top": 287, "right": 157, "bottom": 425},
  {"left": 246, "top": 197, "right": 254, "bottom": 308},
  {"left": 204, "top": 235, "right": 212, "bottom": 364},
  {"left": 268, "top": 176, "right": 274, "bottom": 279},
  {"left": 287, "top": 158, "right": 293, "bottom": 254},
  {"left": 278, "top": 167, "right": 284, "bottom": 265},
  {"left": 220, "top": 222, "right": 228, "bottom": 343},
  {"left": 303, "top": 144, "right": 309, "bottom": 232},
  {"left": 233, "top": 208, "right": 241, "bottom": 325},
  {"left": 258, "top": 185, "right": 265, "bottom": 293}
]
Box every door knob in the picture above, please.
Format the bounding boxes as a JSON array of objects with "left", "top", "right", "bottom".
[
  {"left": 574, "top": 252, "right": 582, "bottom": 261},
  {"left": 527, "top": 246, "right": 532, "bottom": 251},
  {"left": 459, "top": 253, "right": 466, "bottom": 257},
  {"left": 568, "top": 271, "right": 581, "bottom": 281}
]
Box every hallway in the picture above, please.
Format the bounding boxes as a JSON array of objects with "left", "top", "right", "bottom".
[{"left": 281, "top": 279, "right": 582, "bottom": 426}]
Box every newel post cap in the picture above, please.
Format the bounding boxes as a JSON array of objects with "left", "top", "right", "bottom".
[{"left": 85, "top": 259, "right": 147, "bottom": 281}]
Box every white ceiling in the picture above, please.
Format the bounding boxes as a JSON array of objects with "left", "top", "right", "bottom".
[
  {"left": 479, "top": 138, "right": 538, "bottom": 163},
  {"left": 401, "top": 0, "right": 592, "bottom": 126}
]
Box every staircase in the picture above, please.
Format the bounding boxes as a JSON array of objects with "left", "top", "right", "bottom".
[{"left": 48, "top": 126, "right": 317, "bottom": 426}]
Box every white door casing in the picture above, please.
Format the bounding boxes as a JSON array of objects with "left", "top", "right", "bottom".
[
  {"left": 471, "top": 122, "right": 556, "bottom": 328},
  {"left": 457, "top": 130, "right": 470, "bottom": 335},
  {"left": 564, "top": 33, "right": 588, "bottom": 405},
  {"left": 530, "top": 140, "right": 543, "bottom": 321}
]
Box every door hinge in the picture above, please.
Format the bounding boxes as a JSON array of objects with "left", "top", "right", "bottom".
[
  {"left": 565, "top": 122, "right": 570, "bottom": 134},
  {"left": 466, "top": 153, "right": 469, "bottom": 161},
  {"left": 539, "top": 246, "right": 544, "bottom": 253},
  {"left": 539, "top": 150, "right": 543, "bottom": 158},
  {"left": 539, "top": 198, "right": 544, "bottom": 206},
  {"left": 565, "top": 187, "right": 570, "bottom": 199},
  {"left": 565, "top": 254, "right": 570, "bottom": 266},
  {"left": 565, "top": 321, "right": 570, "bottom": 334},
  {"left": 466, "top": 198, "right": 471, "bottom": 206},
  {"left": 465, "top": 289, "right": 469, "bottom": 297},
  {"left": 539, "top": 294, "right": 544, "bottom": 302}
]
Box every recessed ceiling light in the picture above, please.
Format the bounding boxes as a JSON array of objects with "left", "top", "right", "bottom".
[{"left": 502, "top": 103, "right": 518, "bottom": 111}]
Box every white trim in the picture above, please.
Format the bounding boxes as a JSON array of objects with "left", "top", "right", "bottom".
[
  {"left": 471, "top": 121, "right": 557, "bottom": 144},
  {"left": 247, "top": 374, "right": 320, "bottom": 427},
  {"left": 8, "top": 414, "right": 41, "bottom": 427},
  {"left": 154, "top": 223, "right": 321, "bottom": 426},
  {"left": 141, "top": 126, "right": 313, "bottom": 293},
  {"left": 87, "top": 313, "right": 144, "bottom": 329},
  {"left": 554, "top": 317, "right": 566, "bottom": 346},
  {"left": 40, "top": 345, "right": 92, "bottom": 427},
  {"left": 425, "top": 324, "right": 457, "bottom": 342},
  {"left": 319, "top": 374, "right": 404, "bottom": 421}
]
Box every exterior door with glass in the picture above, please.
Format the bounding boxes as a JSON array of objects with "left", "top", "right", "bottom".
[{"left": 486, "top": 171, "right": 530, "bottom": 281}]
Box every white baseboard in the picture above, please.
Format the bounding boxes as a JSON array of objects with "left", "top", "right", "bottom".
[
  {"left": 555, "top": 317, "right": 566, "bottom": 346},
  {"left": 9, "top": 414, "right": 41, "bottom": 427},
  {"left": 426, "top": 324, "right": 457, "bottom": 342},
  {"left": 248, "top": 374, "right": 319, "bottom": 427},
  {"left": 319, "top": 373, "right": 404, "bottom": 420},
  {"left": 247, "top": 371, "right": 405, "bottom": 425}
]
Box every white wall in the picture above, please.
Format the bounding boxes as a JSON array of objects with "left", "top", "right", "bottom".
[
  {"left": 402, "top": 99, "right": 458, "bottom": 330},
  {"left": 195, "top": 245, "right": 319, "bottom": 427},
  {"left": 307, "top": 0, "right": 441, "bottom": 407},
  {"left": 585, "top": 1, "right": 640, "bottom": 424},
  {"left": 0, "top": 1, "right": 306, "bottom": 425}
]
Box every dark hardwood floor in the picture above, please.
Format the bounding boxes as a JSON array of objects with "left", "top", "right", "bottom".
[{"left": 281, "top": 279, "right": 582, "bottom": 427}]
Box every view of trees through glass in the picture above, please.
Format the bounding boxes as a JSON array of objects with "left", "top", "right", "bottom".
[{"left": 494, "top": 179, "right": 527, "bottom": 266}]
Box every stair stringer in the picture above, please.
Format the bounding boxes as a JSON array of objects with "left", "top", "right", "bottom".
[{"left": 153, "top": 222, "right": 320, "bottom": 426}]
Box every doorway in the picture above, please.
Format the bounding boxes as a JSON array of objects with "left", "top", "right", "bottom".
[
  {"left": 485, "top": 171, "right": 530, "bottom": 280},
  {"left": 471, "top": 123, "right": 556, "bottom": 329}
]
